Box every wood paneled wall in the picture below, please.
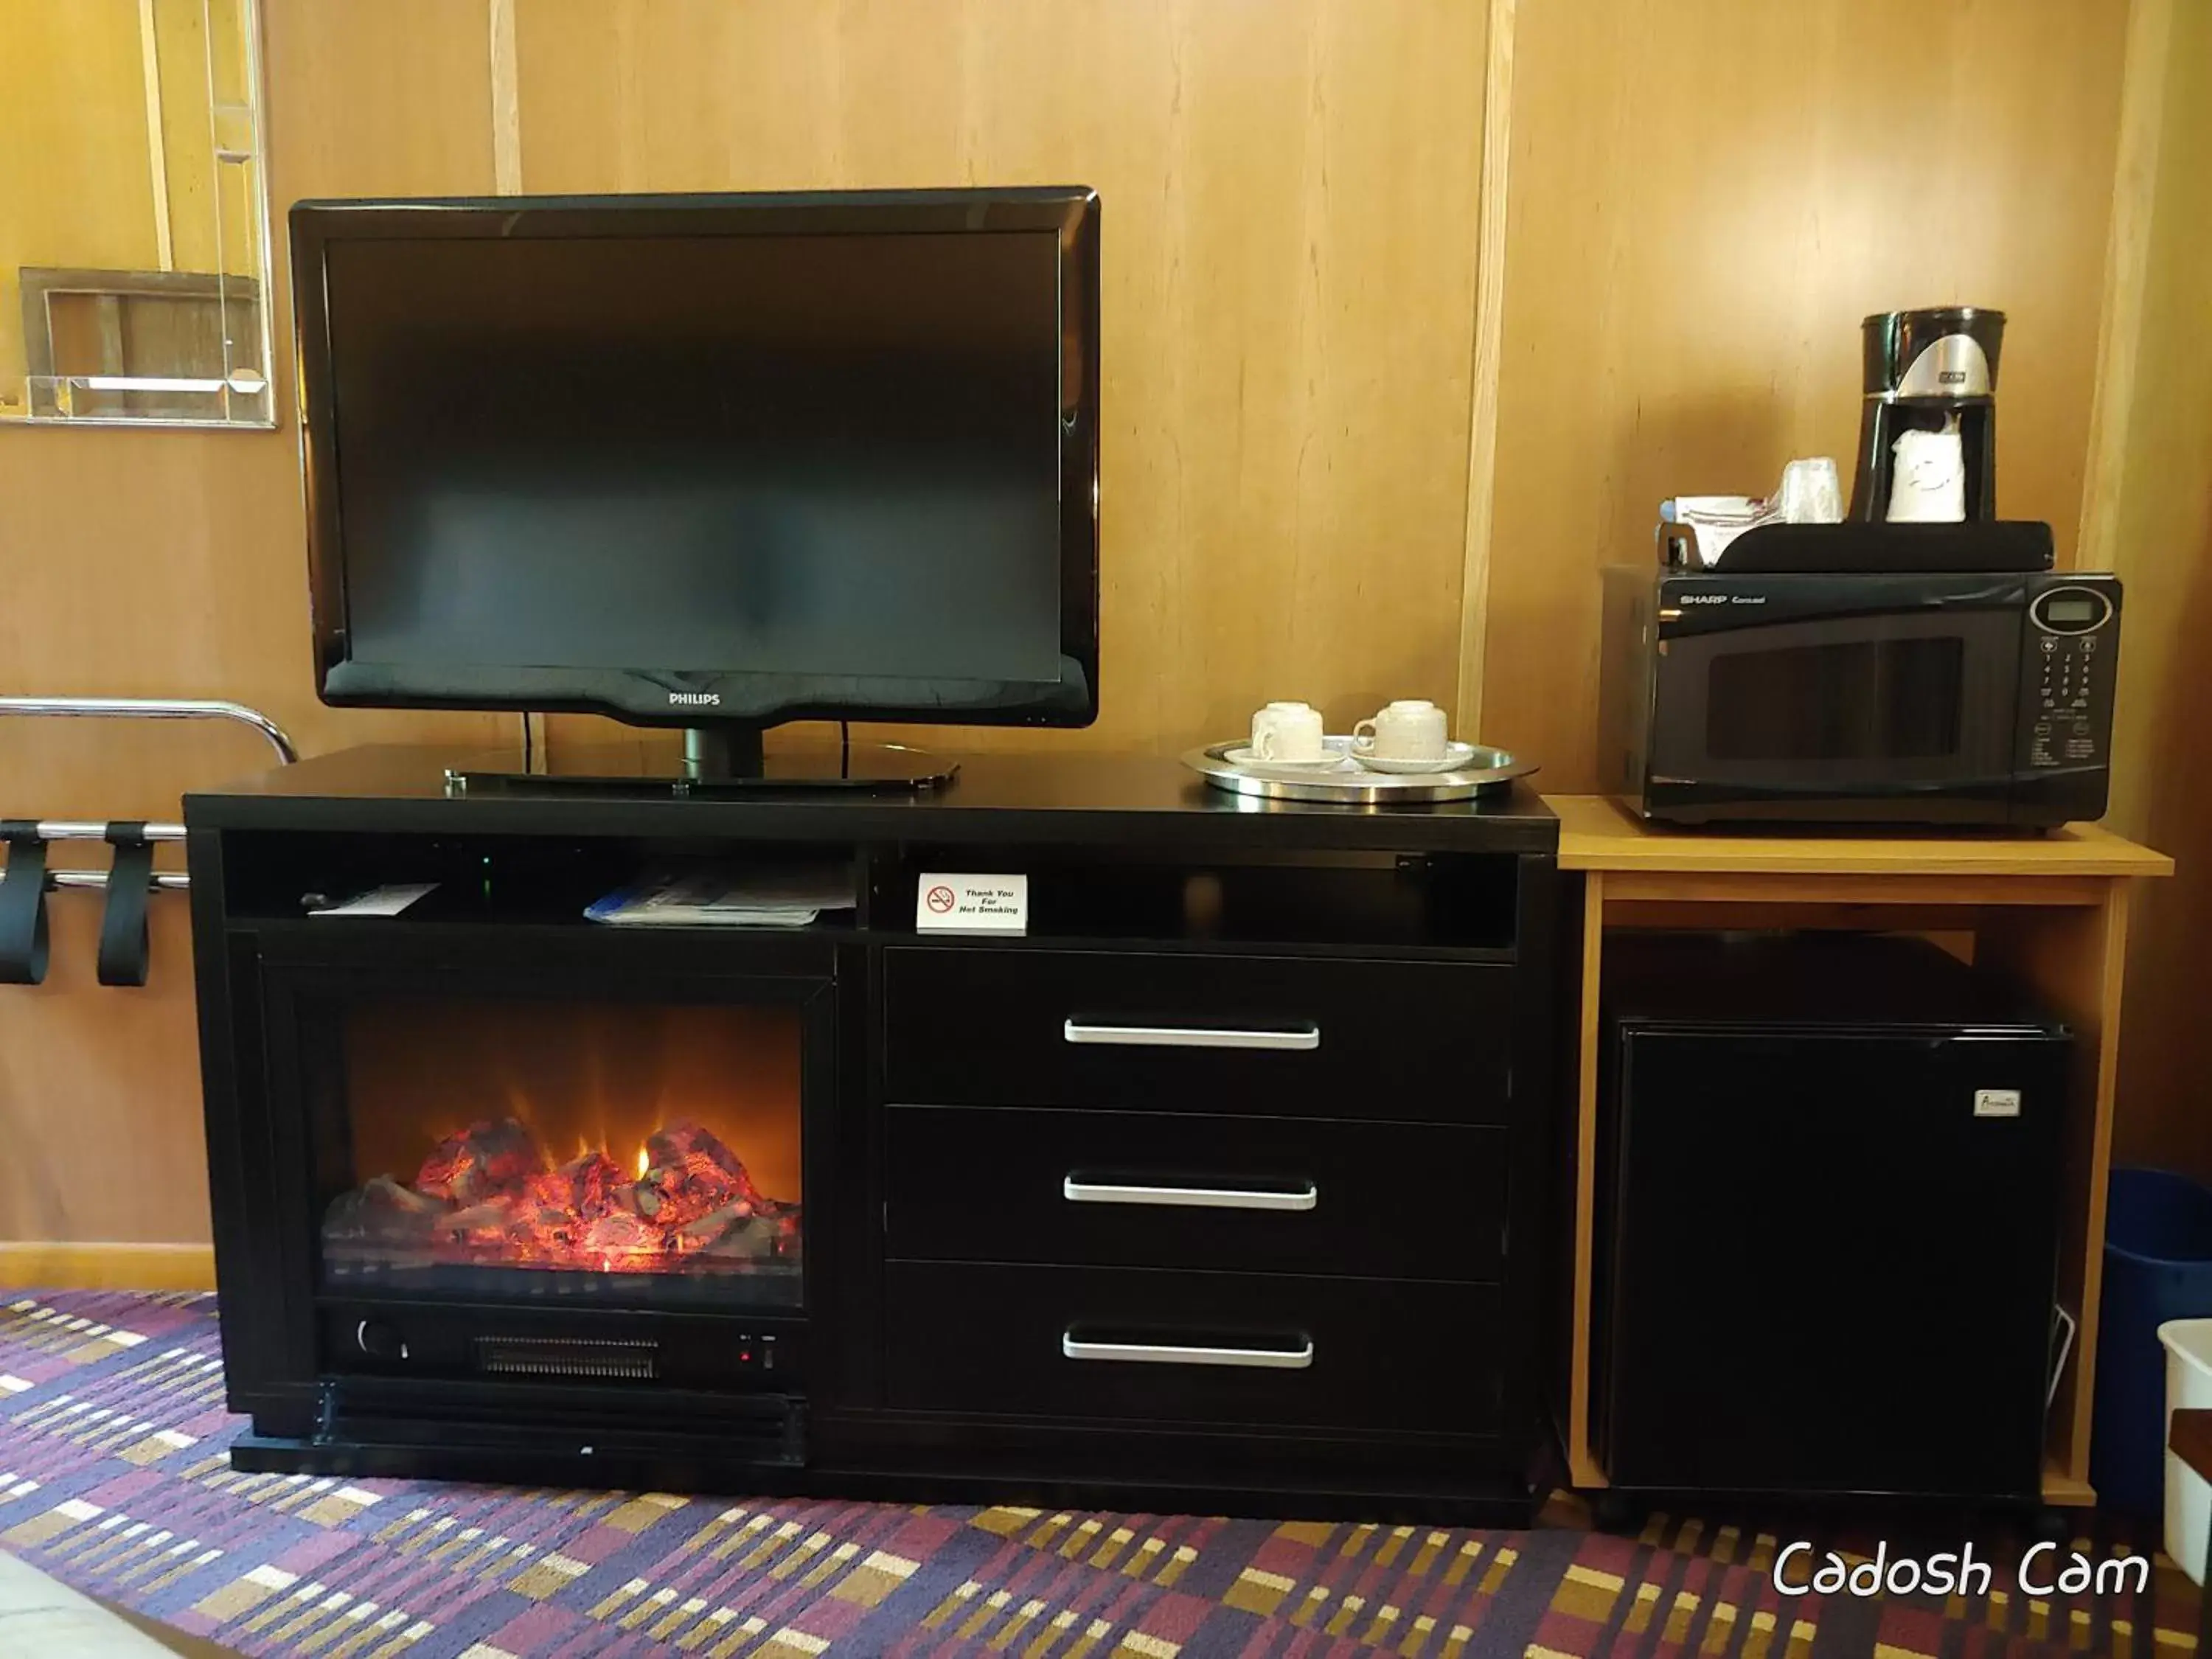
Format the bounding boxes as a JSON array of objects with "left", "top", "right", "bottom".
[
  {"left": 2095, "top": 0, "right": 2212, "bottom": 1175},
  {"left": 514, "top": 0, "right": 1493, "bottom": 759},
  {"left": 1, "top": 0, "right": 1495, "bottom": 1247},
  {"left": 0, "top": 1, "right": 510, "bottom": 1248},
  {"left": 0, "top": 0, "right": 2175, "bottom": 1251},
  {"left": 1475, "top": 0, "right": 2132, "bottom": 788}
]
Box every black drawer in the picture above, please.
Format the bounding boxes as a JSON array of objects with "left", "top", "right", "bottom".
[
  {"left": 884, "top": 1105, "right": 1503, "bottom": 1281},
  {"left": 882, "top": 947, "right": 1512, "bottom": 1122},
  {"left": 885, "top": 1262, "right": 1500, "bottom": 1434}
]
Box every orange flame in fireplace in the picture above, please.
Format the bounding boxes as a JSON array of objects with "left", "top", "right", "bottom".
[{"left": 636, "top": 1144, "right": 650, "bottom": 1180}]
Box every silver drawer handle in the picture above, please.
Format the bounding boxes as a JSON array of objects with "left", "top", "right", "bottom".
[
  {"left": 1060, "top": 1333, "right": 1315, "bottom": 1370},
  {"left": 1062, "top": 1177, "right": 1318, "bottom": 1212},
  {"left": 1062, "top": 1019, "right": 1321, "bottom": 1051}
]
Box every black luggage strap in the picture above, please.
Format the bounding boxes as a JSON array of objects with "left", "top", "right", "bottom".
[
  {"left": 0, "top": 821, "right": 50, "bottom": 985},
  {"left": 97, "top": 821, "right": 155, "bottom": 987}
]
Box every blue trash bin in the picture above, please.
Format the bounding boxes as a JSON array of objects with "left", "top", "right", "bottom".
[{"left": 2093, "top": 1168, "right": 2212, "bottom": 1514}]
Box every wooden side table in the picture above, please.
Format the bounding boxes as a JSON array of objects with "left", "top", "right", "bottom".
[{"left": 1551, "top": 793, "right": 2174, "bottom": 1505}]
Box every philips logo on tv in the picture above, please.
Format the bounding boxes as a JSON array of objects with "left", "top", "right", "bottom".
[{"left": 667, "top": 692, "right": 722, "bottom": 707}]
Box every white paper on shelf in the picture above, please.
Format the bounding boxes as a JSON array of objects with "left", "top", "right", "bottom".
[{"left": 310, "top": 882, "right": 439, "bottom": 918}]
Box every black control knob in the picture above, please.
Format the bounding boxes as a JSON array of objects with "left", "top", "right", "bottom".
[{"left": 355, "top": 1319, "right": 406, "bottom": 1361}]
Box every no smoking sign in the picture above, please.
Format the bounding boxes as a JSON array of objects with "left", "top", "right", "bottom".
[{"left": 915, "top": 872, "right": 1029, "bottom": 933}]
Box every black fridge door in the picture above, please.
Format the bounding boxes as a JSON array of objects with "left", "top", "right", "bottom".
[{"left": 1599, "top": 1022, "right": 2068, "bottom": 1497}]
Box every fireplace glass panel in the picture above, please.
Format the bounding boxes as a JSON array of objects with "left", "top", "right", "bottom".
[{"left": 316, "top": 999, "right": 802, "bottom": 1308}]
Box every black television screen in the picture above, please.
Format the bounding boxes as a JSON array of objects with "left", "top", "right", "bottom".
[{"left": 292, "top": 189, "right": 1099, "bottom": 733}]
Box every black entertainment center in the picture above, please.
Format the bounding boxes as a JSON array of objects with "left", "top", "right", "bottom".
[
  {"left": 178, "top": 182, "right": 1546, "bottom": 1519},
  {"left": 147, "top": 181, "right": 2132, "bottom": 1529},
  {"left": 186, "top": 745, "right": 1560, "bottom": 1519}
]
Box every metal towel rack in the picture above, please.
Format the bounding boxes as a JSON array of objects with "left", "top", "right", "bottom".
[
  {"left": 0, "top": 696, "right": 297, "bottom": 765},
  {"left": 0, "top": 697, "right": 296, "bottom": 984},
  {"left": 0, "top": 696, "right": 296, "bottom": 878}
]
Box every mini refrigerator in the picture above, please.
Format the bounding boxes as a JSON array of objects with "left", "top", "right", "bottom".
[{"left": 1595, "top": 933, "right": 2070, "bottom": 1498}]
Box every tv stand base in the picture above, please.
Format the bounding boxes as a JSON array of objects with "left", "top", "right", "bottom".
[{"left": 445, "top": 732, "right": 958, "bottom": 796}]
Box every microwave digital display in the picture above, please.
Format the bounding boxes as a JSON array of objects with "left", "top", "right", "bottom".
[{"left": 2044, "top": 599, "right": 2098, "bottom": 624}]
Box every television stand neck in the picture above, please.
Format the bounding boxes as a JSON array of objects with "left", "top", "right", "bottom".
[
  {"left": 445, "top": 724, "right": 959, "bottom": 798},
  {"left": 683, "top": 725, "right": 765, "bottom": 780}
]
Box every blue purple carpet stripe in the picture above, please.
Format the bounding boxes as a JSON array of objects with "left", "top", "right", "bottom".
[{"left": 0, "top": 1292, "right": 2196, "bottom": 1656}]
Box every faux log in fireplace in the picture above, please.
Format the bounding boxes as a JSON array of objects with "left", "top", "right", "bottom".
[
  {"left": 187, "top": 746, "right": 1559, "bottom": 1520},
  {"left": 327, "top": 1118, "right": 798, "bottom": 1283},
  {"left": 318, "top": 1001, "right": 802, "bottom": 1305}
]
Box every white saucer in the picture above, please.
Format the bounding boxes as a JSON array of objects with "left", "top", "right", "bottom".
[
  {"left": 1223, "top": 743, "right": 1355, "bottom": 780},
  {"left": 1354, "top": 741, "right": 1481, "bottom": 774}
]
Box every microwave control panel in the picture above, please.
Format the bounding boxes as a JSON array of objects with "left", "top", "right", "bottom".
[{"left": 2022, "top": 577, "right": 2120, "bottom": 771}]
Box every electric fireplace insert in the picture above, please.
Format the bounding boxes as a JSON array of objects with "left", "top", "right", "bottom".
[
  {"left": 203, "top": 914, "right": 841, "bottom": 1476},
  {"left": 315, "top": 999, "right": 804, "bottom": 1310}
]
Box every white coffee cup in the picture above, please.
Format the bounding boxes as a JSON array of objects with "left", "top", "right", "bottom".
[
  {"left": 1887, "top": 425, "right": 1966, "bottom": 523},
  {"left": 1250, "top": 700, "right": 1326, "bottom": 762},
  {"left": 1353, "top": 698, "right": 1448, "bottom": 762}
]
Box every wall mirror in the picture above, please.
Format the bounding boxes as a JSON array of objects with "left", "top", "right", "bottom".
[{"left": 1, "top": 0, "right": 273, "bottom": 427}]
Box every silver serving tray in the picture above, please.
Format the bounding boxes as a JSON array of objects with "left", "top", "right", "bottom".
[{"left": 1182, "top": 738, "right": 1537, "bottom": 804}]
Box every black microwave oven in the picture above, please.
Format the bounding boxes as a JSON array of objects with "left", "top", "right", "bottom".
[{"left": 1599, "top": 565, "right": 2121, "bottom": 826}]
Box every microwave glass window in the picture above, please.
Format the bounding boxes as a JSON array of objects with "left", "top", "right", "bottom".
[
  {"left": 2045, "top": 599, "right": 2098, "bottom": 624},
  {"left": 1706, "top": 638, "right": 1966, "bottom": 762}
]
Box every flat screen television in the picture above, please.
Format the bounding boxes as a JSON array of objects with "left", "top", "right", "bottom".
[{"left": 290, "top": 188, "right": 1099, "bottom": 767}]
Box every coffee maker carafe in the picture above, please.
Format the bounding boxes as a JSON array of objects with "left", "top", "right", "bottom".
[{"left": 1849, "top": 306, "right": 2004, "bottom": 522}]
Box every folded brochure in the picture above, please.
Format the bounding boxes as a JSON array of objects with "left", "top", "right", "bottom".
[{"left": 585, "top": 865, "right": 856, "bottom": 928}]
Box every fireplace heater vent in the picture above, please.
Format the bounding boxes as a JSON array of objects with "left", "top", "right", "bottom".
[{"left": 473, "top": 1335, "right": 660, "bottom": 1382}]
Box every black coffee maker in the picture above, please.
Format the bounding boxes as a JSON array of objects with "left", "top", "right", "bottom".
[{"left": 1848, "top": 306, "right": 2005, "bottom": 521}]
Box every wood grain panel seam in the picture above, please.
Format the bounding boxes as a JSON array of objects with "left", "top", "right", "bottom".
[
  {"left": 492, "top": 0, "right": 536, "bottom": 778},
  {"left": 2076, "top": 0, "right": 2175, "bottom": 573},
  {"left": 1454, "top": 0, "right": 1516, "bottom": 736},
  {"left": 137, "top": 0, "right": 173, "bottom": 271},
  {"left": 490, "top": 0, "right": 521, "bottom": 195}
]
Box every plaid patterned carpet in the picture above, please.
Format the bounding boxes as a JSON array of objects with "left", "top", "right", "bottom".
[{"left": 0, "top": 1290, "right": 2198, "bottom": 1657}]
